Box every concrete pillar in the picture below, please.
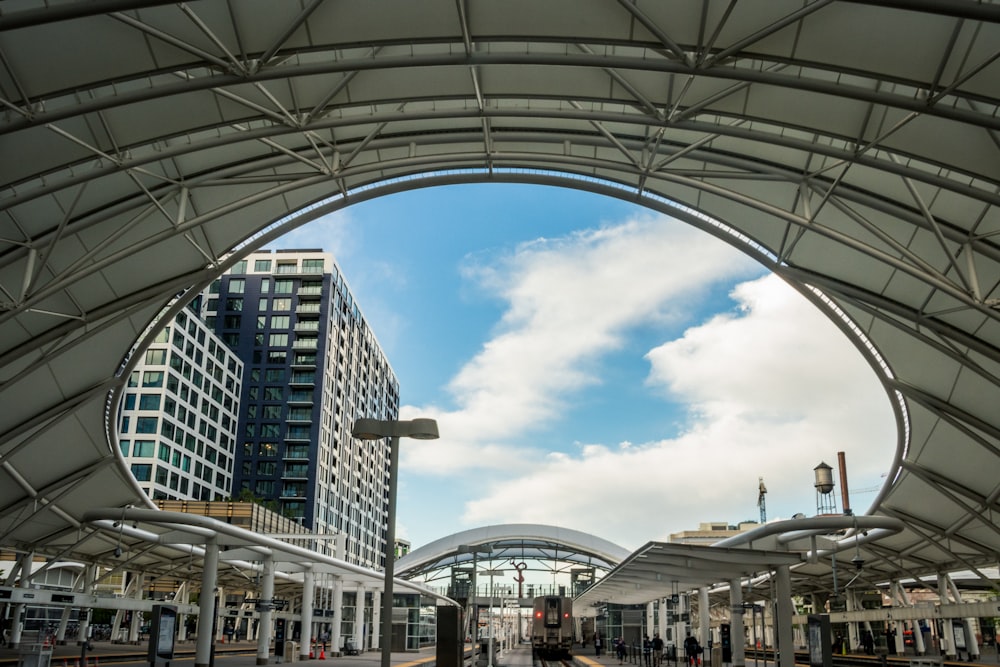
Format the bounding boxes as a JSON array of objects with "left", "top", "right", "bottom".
[
  {"left": 729, "top": 580, "right": 745, "bottom": 667},
  {"left": 774, "top": 566, "right": 793, "bottom": 667},
  {"left": 10, "top": 551, "right": 34, "bottom": 648},
  {"left": 176, "top": 582, "right": 190, "bottom": 642},
  {"left": 945, "top": 575, "right": 980, "bottom": 658},
  {"left": 257, "top": 554, "right": 274, "bottom": 665},
  {"left": 697, "top": 589, "right": 709, "bottom": 647},
  {"left": 129, "top": 572, "right": 145, "bottom": 643},
  {"left": 300, "top": 567, "right": 315, "bottom": 661},
  {"left": 371, "top": 588, "right": 381, "bottom": 651},
  {"left": 331, "top": 577, "right": 344, "bottom": 654},
  {"left": 354, "top": 584, "right": 366, "bottom": 652},
  {"left": 77, "top": 564, "right": 97, "bottom": 646},
  {"left": 936, "top": 573, "right": 952, "bottom": 657},
  {"left": 658, "top": 598, "right": 668, "bottom": 646},
  {"left": 647, "top": 600, "right": 655, "bottom": 641},
  {"left": 195, "top": 537, "right": 219, "bottom": 667}
]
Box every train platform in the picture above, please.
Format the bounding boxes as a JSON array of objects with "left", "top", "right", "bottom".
[
  {"left": 571, "top": 647, "right": 1000, "bottom": 667},
  {"left": 0, "top": 640, "right": 441, "bottom": 667}
]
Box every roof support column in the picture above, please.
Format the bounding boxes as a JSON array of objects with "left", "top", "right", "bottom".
[
  {"left": 76, "top": 563, "right": 97, "bottom": 646},
  {"left": 195, "top": 536, "right": 219, "bottom": 667},
  {"left": 774, "top": 566, "right": 793, "bottom": 667},
  {"left": 647, "top": 601, "right": 655, "bottom": 642},
  {"left": 698, "top": 588, "right": 710, "bottom": 648},
  {"left": 946, "top": 574, "right": 980, "bottom": 658},
  {"left": 331, "top": 576, "right": 344, "bottom": 655},
  {"left": 257, "top": 554, "right": 274, "bottom": 665},
  {"left": 300, "top": 566, "right": 315, "bottom": 662},
  {"left": 729, "top": 579, "right": 745, "bottom": 667},
  {"left": 9, "top": 550, "right": 33, "bottom": 649},
  {"left": 129, "top": 572, "right": 145, "bottom": 643},
  {"left": 658, "top": 598, "right": 667, "bottom": 647},
  {"left": 354, "top": 584, "right": 367, "bottom": 652},
  {"left": 371, "top": 587, "right": 381, "bottom": 651}
]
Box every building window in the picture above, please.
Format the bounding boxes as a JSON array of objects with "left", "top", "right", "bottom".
[
  {"left": 136, "top": 417, "right": 158, "bottom": 434},
  {"left": 273, "top": 298, "right": 291, "bottom": 310},
  {"left": 271, "top": 315, "right": 290, "bottom": 329},
  {"left": 264, "top": 368, "right": 285, "bottom": 382},
  {"left": 254, "top": 259, "right": 272, "bottom": 272},
  {"left": 226, "top": 297, "right": 243, "bottom": 311},
  {"left": 139, "top": 394, "right": 161, "bottom": 410},
  {"left": 231, "top": 260, "right": 247, "bottom": 275},
  {"left": 158, "top": 443, "right": 171, "bottom": 462},
  {"left": 257, "top": 442, "right": 278, "bottom": 457},
  {"left": 131, "top": 464, "right": 152, "bottom": 482},
  {"left": 145, "top": 349, "right": 167, "bottom": 365},
  {"left": 269, "top": 333, "right": 288, "bottom": 346},
  {"left": 228, "top": 278, "right": 245, "bottom": 294},
  {"left": 302, "top": 258, "right": 325, "bottom": 274},
  {"left": 142, "top": 371, "right": 164, "bottom": 387},
  {"left": 255, "top": 480, "right": 274, "bottom": 495},
  {"left": 133, "top": 440, "right": 155, "bottom": 457},
  {"left": 257, "top": 461, "right": 277, "bottom": 476},
  {"left": 274, "top": 279, "right": 293, "bottom": 294}
]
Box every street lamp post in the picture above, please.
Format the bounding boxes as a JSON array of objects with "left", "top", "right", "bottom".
[
  {"left": 480, "top": 568, "right": 506, "bottom": 667},
  {"left": 352, "top": 417, "right": 440, "bottom": 667}
]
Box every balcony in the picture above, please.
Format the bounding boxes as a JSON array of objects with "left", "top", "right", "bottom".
[
  {"left": 287, "top": 391, "right": 314, "bottom": 404},
  {"left": 282, "top": 465, "right": 309, "bottom": 479}
]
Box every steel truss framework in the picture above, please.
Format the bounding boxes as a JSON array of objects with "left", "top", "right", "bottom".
[{"left": 1, "top": 1, "right": 1000, "bottom": 598}]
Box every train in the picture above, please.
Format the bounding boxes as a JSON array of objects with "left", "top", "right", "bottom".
[{"left": 531, "top": 595, "right": 574, "bottom": 659}]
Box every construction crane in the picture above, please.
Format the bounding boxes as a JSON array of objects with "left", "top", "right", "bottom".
[{"left": 757, "top": 477, "right": 767, "bottom": 523}]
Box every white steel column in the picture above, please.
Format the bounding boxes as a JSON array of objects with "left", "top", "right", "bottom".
[
  {"left": 331, "top": 577, "right": 344, "bottom": 655},
  {"left": 128, "top": 572, "right": 145, "bottom": 643},
  {"left": 77, "top": 564, "right": 97, "bottom": 646},
  {"left": 195, "top": 537, "right": 219, "bottom": 667},
  {"left": 946, "top": 575, "right": 980, "bottom": 659},
  {"left": 354, "top": 584, "right": 367, "bottom": 653},
  {"left": 729, "top": 580, "right": 745, "bottom": 667},
  {"left": 257, "top": 554, "right": 275, "bottom": 665},
  {"left": 371, "top": 588, "right": 382, "bottom": 651},
  {"left": 300, "top": 567, "right": 315, "bottom": 662},
  {"left": 775, "top": 566, "right": 793, "bottom": 667},
  {"left": 699, "top": 588, "right": 710, "bottom": 647}
]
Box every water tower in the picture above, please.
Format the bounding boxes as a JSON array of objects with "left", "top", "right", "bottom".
[{"left": 814, "top": 461, "right": 838, "bottom": 515}]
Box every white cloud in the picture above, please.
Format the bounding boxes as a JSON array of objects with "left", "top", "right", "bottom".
[
  {"left": 453, "top": 274, "right": 897, "bottom": 550},
  {"left": 400, "top": 214, "right": 762, "bottom": 475}
]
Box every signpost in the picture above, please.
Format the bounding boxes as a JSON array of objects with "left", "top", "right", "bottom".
[{"left": 147, "top": 605, "right": 177, "bottom": 667}]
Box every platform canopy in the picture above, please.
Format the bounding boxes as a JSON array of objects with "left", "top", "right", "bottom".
[
  {"left": 395, "top": 523, "right": 632, "bottom": 581},
  {"left": 2, "top": 1, "right": 1000, "bottom": 601},
  {"left": 574, "top": 541, "right": 804, "bottom": 610}
]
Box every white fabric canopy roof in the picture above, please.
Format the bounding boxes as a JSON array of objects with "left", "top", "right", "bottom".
[{"left": 1, "top": 1, "right": 999, "bottom": 598}]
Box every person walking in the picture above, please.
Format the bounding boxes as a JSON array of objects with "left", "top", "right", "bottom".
[
  {"left": 652, "top": 633, "right": 664, "bottom": 666},
  {"left": 684, "top": 633, "right": 700, "bottom": 667}
]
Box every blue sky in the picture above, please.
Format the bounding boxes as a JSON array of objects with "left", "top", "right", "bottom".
[{"left": 272, "top": 183, "right": 897, "bottom": 553}]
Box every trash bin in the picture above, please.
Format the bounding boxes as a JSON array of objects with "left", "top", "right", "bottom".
[
  {"left": 18, "top": 644, "right": 53, "bottom": 667},
  {"left": 285, "top": 641, "right": 299, "bottom": 662}
]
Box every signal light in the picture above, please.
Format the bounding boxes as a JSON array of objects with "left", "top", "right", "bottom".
[{"left": 535, "top": 611, "right": 543, "bottom": 618}]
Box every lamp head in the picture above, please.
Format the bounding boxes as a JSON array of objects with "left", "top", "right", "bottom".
[{"left": 352, "top": 417, "right": 440, "bottom": 440}]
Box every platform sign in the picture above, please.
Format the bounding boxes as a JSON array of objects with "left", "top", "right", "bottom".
[
  {"left": 148, "top": 604, "right": 177, "bottom": 664},
  {"left": 807, "top": 615, "right": 832, "bottom": 667}
]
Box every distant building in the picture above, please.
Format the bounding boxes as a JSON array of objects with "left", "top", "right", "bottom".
[
  {"left": 394, "top": 538, "right": 411, "bottom": 560},
  {"left": 204, "top": 249, "right": 399, "bottom": 568},
  {"left": 118, "top": 303, "right": 243, "bottom": 501},
  {"left": 668, "top": 521, "right": 760, "bottom": 545}
]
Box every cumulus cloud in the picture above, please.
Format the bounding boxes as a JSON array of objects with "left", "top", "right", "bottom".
[
  {"left": 399, "top": 214, "right": 762, "bottom": 474},
  {"left": 456, "top": 274, "right": 897, "bottom": 549}
]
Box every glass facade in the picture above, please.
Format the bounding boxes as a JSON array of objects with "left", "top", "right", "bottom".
[
  {"left": 118, "top": 305, "right": 243, "bottom": 501},
  {"left": 205, "top": 249, "right": 400, "bottom": 568}
]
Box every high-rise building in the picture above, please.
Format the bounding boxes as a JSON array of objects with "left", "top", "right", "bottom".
[
  {"left": 203, "top": 249, "right": 399, "bottom": 568},
  {"left": 118, "top": 303, "right": 243, "bottom": 501}
]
